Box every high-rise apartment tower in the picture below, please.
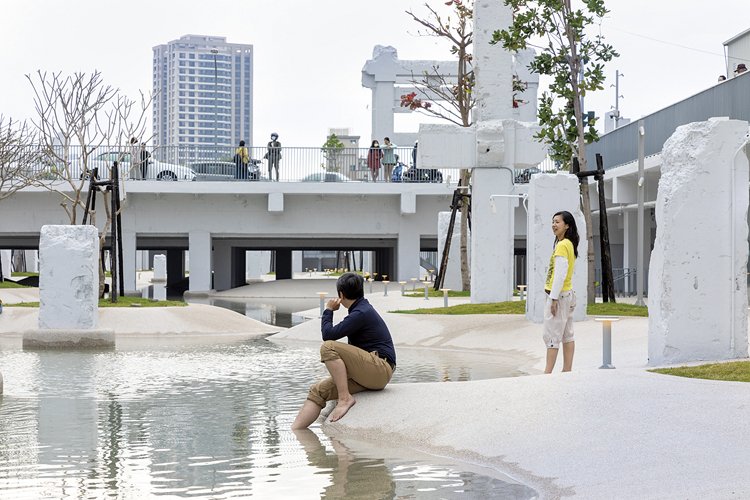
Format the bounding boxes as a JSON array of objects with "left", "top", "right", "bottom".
[{"left": 153, "top": 35, "right": 253, "bottom": 154}]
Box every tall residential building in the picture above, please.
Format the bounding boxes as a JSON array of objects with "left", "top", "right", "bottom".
[{"left": 153, "top": 35, "right": 253, "bottom": 155}]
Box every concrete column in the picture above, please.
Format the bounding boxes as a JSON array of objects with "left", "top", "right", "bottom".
[
  {"left": 213, "top": 241, "right": 232, "bottom": 291},
  {"left": 276, "top": 250, "right": 293, "bottom": 280},
  {"left": 246, "top": 250, "right": 270, "bottom": 280},
  {"left": 372, "top": 81, "right": 395, "bottom": 141},
  {"left": 0, "top": 250, "right": 10, "bottom": 279},
  {"left": 471, "top": 168, "right": 514, "bottom": 303},
  {"left": 526, "top": 173, "right": 588, "bottom": 323},
  {"left": 166, "top": 249, "right": 184, "bottom": 288},
  {"left": 292, "top": 251, "right": 303, "bottom": 273},
  {"left": 188, "top": 231, "right": 212, "bottom": 292},
  {"left": 649, "top": 118, "right": 749, "bottom": 365},
  {"left": 232, "top": 247, "right": 247, "bottom": 288},
  {"left": 122, "top": 231, "right": 137, "bottom": 294},
  {"left": 397, "top": 226, "right": 420, "bottom": 282},
  {"left": 374, "top": 248, "right": 394, "bottom": 279}
]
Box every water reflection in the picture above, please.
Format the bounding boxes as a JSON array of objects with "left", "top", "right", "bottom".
[
  {"left": 0, "top": 340, "right": 536, "bottom": 498},
  {"left": 186, "top": 296, "right": 318, "bottom": 328}
]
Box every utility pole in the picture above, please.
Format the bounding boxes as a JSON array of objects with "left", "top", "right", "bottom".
[{"left": 611, "top": 70, "right": 624, "bottom": 130}]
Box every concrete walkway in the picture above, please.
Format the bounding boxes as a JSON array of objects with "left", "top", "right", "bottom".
[
  {"left": 271, "top": 280, "right": 750, "bottom": 499},
  {"left": 3, "top": 278, "right": 749, "bottom": 498}
]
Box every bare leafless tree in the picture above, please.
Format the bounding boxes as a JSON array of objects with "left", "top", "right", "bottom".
[
  {"left": 27, "top": 71, "right": 153, "bottom": 224},
  {"left": 27, "top": 70, "right": 154, "bottom": 295},
  {"left": 403, "top": 0, "right": 474, "bottom": 291},
  {"left": 0, "top": 116, "right": 39, "bottom": 202}
]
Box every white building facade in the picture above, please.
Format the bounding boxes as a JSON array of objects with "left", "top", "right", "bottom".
[{"left": 153, "top": 35, "right": 254, "bottom": 152}]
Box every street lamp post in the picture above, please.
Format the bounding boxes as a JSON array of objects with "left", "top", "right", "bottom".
[{"left": 210, "top": 49, "right": 219, "bottom": 159}]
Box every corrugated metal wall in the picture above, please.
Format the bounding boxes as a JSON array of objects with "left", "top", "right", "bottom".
[{"left": 587, "top": 73, "right": 750, "bottom": 170}]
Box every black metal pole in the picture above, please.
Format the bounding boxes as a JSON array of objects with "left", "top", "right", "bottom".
[
  {"left": 596, "top": 154, "right": 616, "bottom": 303},
  {"left": 434, "top": 182, "right": 463, "bottom": 291},
  {"left": 114, "top": 164, "right": 125, "bottom": 298},
  {"left": 110, "top": 162, "right": 118, "bottom": 303}
]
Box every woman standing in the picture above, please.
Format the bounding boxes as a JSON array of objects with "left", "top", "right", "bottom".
[
  {"left": 543, "top": 210, "right": 579, "bottom": 373},
  {"left": 367, "top": 140, "right": 383, "bottom": 182},
  {"left": 234, "top": 140, "right": 250, "bottom": 180},
  {"left": 381, "top": 137, "right": 396, "bottom": 182}
]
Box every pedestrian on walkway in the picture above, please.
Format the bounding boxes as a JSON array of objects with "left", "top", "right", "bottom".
[
  {"left": 381, "top": 137, "right": 396, "bottom": 182},
  {"left": 234, "top": 140, "right": 250, "bottom": 180},
  {"left": 543, "top": 210, "right": 579, "bottom": 373},
  {"left": 367, "top": 140, "right": 383, "bottom": 182},
  {"left": 265, "top": 132, "right": 281, "bottom": 181},
  {"left": 139, "top": 142, "right": 150, "bottom": 180}
]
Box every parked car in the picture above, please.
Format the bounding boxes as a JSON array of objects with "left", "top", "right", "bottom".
[
  {"left": 301, "top": 172, "right": 353, "bottom": 182},
  {"left": 71, "top": 151, "right": 196, "bottom": 181},
  {"left": 190, "top": 159, "right": 261, "bottom": 181},
  {"left": 402, "top": 167, "right": 443, "bottom": 183}
]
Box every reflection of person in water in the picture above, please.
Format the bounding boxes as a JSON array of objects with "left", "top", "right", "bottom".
[{"left": 293, "top": 429, "right": 396, "bottom": 498}]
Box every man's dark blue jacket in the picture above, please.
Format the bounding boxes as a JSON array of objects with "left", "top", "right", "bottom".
[{"left": 321, "top": 297, "right": 396, "bottom": 367}]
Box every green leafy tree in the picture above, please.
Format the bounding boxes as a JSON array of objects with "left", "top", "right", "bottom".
[
  {"left": 493, "top": 0, "right": 618, "bottom": 303},
  {"left": 403, "top": 0, "right": 474, "bottom": 291},
  {"left": 321, "top": 133, "right": 345, "bottom": 173}
]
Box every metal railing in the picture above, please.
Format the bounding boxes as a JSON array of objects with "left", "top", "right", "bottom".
[
  {"left": 16, "top": 144, "right": 555, "bottom": 184},
  {"left": 594, "top": 267, "right": 639, "bottom": 296}
]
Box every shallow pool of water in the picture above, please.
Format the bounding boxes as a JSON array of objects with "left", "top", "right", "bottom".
[
  {"left": 185, "top": 296, "right": 318, "bottom": 328},
  {"left": 0, "top": 340, "right": 535, "bottom": 498}
]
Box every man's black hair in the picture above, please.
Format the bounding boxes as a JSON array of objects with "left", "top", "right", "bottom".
[{"left": 336, "top": 272, "right": 364, "bottom": 300}]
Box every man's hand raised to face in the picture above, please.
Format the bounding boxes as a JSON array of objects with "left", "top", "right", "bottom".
[{"left": 326, "top": 298, "right": 341, "bottom": 311}]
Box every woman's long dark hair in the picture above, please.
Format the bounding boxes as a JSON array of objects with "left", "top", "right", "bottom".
[{"left": 554, "top": 210, "right": 579, "bottom": 258}]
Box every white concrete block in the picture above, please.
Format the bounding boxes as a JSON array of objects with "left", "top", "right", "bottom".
[
  {"left": 438, "top": 212, "right": 469, "bottom": 291},
  {"left": 471, "top": 168, "right": 514, "bottom": 303},
  {"left": 400, "top": 192, "right": 416, "bottom": 215},
  {"left": 526, "top": 174, "right": 588, "bottom": 323},
  {"left": 648, "top": 118, "right": 750, "bottom": 365},
  {"left": 477, "top": 120, "right": 546, "bottom": 169},
  {"left": 37, "top": 225, "right": 99, "bottom": 330},
  {"left": 152, "top": 254, "right": 167, "bottom": 282},
  {"left": 268, "top": 192, "right": 284, "bottom": 212},
  {"left": 418, "top": 124, "right": 476, "bottom": 169}
]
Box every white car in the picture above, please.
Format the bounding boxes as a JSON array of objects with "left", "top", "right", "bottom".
[
  {"left": 89, "top": 151, "right": 196, "bottom": 181},
  {"left": 40, "top": 151, "right": 196, "bottom": 182}
]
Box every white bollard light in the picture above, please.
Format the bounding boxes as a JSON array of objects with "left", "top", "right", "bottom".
[
  {"left": 441, "top": 288, "right": 451, "bottom": 308},
  {"left": 318, "top": 292, "right": 327, "bottom": 318},
  {"left": 594, "top": 316, "right": 620, "bottom": 369}
]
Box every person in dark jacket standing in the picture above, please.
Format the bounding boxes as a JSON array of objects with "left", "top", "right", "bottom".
[
  {"left": 292, "top": 273, "right": 396, "bottom": 429},
  {"left": 266, "top": 132, "right": 281, "bottom": 181}
]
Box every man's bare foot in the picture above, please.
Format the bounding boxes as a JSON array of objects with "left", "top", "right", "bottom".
[{"left": 328, "top": 396, "right": 356, "bottom": 423}]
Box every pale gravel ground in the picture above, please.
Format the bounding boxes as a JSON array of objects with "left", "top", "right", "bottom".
[{"left": 3, "top": 279, "right": 749, "bottom": 498}]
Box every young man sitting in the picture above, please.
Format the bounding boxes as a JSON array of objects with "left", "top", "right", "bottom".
[{"left": 291, "top": 273, "right": 396, "bottom": 429}]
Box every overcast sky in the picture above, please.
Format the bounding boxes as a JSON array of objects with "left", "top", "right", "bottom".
[{"left": 1, "top": 0, "right": 748, "bottom": 148}]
